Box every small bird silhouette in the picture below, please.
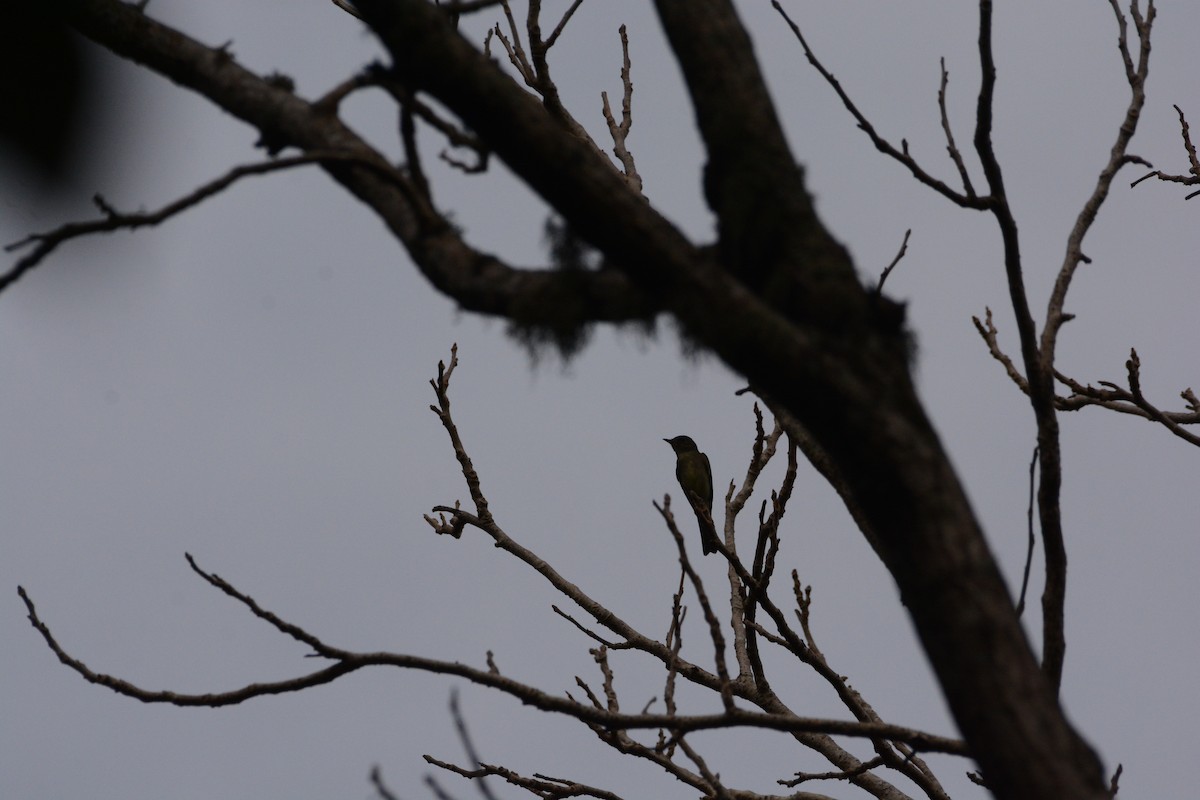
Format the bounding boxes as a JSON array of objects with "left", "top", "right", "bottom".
[{"left": 664, "top": 435, "right": 720, "bottom": 555}]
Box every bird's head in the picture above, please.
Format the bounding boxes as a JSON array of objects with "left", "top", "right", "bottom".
[{"left": 663, "top": 435, "right": 699, "bottom": 455}]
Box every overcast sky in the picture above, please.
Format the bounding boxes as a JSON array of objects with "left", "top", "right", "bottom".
[{"left": 2, "top": 2, "right": 1197, "bottom": 799}]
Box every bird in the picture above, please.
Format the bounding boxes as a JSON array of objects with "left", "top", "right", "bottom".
[{"left": 663, "top": 435, "right": 720, "bottom": 555}]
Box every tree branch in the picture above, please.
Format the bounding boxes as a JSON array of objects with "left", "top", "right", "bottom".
[
  {"left": 772, "top": 3, "right": 987, "bottom": 210},
  {"left": 53, "top": 0, "right": 656, "bottom": 326},
  {"left": 2, "top": 151, "right": 399, "bottom": 292},
  {"left": 15, "top": 580, "right": 964, "bottom": 752}
]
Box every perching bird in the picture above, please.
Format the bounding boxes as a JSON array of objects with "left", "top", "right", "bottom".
[{"left": 663, "top": 435, "right": 720, "bottom": 555}]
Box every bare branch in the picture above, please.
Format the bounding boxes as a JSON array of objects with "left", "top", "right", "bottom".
[
  {"left": 590, "top": 646, "right": 620, "bottom": 713},
  {"left": 1015, "top": 446, "right": 1039, "bottom": 618},
  {"left": 370, "top": 766, "right": 403, "bottom": 800},
  {"left": 484, "top": 0, "right": 605, "bottom": 159},
  {"left": 552, "top": 605, "right": 620, "bottom": 648},
  {"left": 791, "top": 574, "right": 821, "bottom": 661},
  {"left": 973, "top": 0, "right": 1068, "bottom": 682},
  {"left": 1171, "top": 104, "right": 1199, "bottom": 177},
  {"left": 875, "top": 228, "right": 912, "bottom": 293},
  {"left": 772, "top": 2, "right": 988, "bottom": 210},
  {"left": 661, "top": 573, "right": 686, "bottom": 722},
  {"left": 1043, "top": 0, "right": 1156, "bottom": 359},
  {"left": 1098, "top": 350, "right": 1200, "bottom": 447},
  {"left": 781, "top": 756, "right": 885, "bottom": 788},
  {"left": 368, "top": 69, "right": 491, "bottom": 174},
  {"left": 600, "top": 25, "right": 643, "bottom": 194},
  {"left": 1132, "top": 105, "right": 1200, "bottom": 198},
  {"left": 975, "top": 315, "right": 1200, "bottom": 446},
  {"left": 655, "top": 498, "right": 737, "bottom": 706},
  {"left": 17, "top": 581, "right": 362, "bottom": 706},
  {"left": 1055, "top": 370, "right": 1200, "bottom": 443},
  {"left": 937, "top": 58, "right": 976, "bottom": 197},
  {"left": 1108, "top": 763, "right": 1124, "bottom": 798},
  {"left": 424, "top": 755, "right": 627, "bottom": 800},
  {"left": 448, "top": 690, "right": 502, "bottom": 800},
  {"left": 500, "top": 2, "right": 533, "bottom": 82},
  {"left": 2, "top": 151, "right": 404, "bottom": 294},
  {"left": 543, "top": 0, "right": 586, "bottom": 51},
  {"left": 428, "top": 345, "right": 494, "bottom": 526},
  {"left": 62, "top": 0, "right": 655, "bottom": 329},
  {"left": 16, "top": 579, "right": 964, "bottom": 751},
  {"left": 971, "top": 308, "right": 1030, "bottom": 394}
]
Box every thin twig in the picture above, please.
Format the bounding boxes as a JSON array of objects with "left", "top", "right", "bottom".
[
  {"left": 772, "top": 2, "right": 988, "bottom": 210},
  {"left": 656, "top": 498, "right": 736, "bottom": 708},
  {"left": 600, "top": 25, "right": 642, "bottom": 195},
  {"left": 1015, "top": 445, "right": 1039, "bottom": 618},
  {"left": 2, "top": 151, "right": 405, "bottom": 295},
  {"left": 543, "top": 0, "right": 585, "bottom": 50},
  {"left": 1132, "top": 105, "right": 1200, "bottom": 197},
  {"left": 448, "top": 690, "right": 501, "bottom": 800},
  {"left": 937, "top": 57, "right": 976, "bottom": 197},
  {"left": 16, "top": 580, "right": 964, "bottom": 748},
  {"left": 975, "top": 315, "right": 1199, "bottom": 445},
  {"left": 875, "top": 228, "right": 912, "bottom": 292}
]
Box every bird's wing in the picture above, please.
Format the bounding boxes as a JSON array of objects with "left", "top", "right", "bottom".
[{"left": 700, "top": 452, "right": 713, "bottom": 506}]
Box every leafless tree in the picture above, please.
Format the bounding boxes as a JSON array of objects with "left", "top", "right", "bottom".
[{"left": 9, "top": 2, "right": 1195, "bottom": 800}]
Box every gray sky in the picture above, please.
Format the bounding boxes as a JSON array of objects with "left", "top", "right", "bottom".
[{"left": 2, "top": 1, "right": 1197, "bottom": 798}]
